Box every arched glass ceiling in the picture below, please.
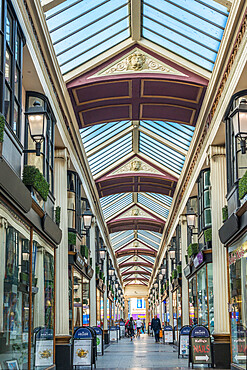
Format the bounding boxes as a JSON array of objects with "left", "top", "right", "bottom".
[
  {"left": 45, "top": 0, "right": 130, "bottom": 74},
  {"left": 142, "top": 0, "right": 228, "bottom": 71},
  {"left": 44, "top": 0, "right": 229, "bottom": 76}
]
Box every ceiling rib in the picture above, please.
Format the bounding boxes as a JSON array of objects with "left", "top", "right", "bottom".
[{"left": 130, "top": 0, "right": 141, "bottom": 41}]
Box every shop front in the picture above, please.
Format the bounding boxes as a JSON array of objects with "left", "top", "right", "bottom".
[
  {"left": 172, "top": 284, "right": 182, "bottom": 343},
  {"left": 187, "top": 262, "right": 214, "bottom": 331},
  {"left": 0, "top": 195, "right": 60, "bottom": 370},
  {"left": 96, "top": 281, "right": 105, "bottom": 329},
  {"left": 68, "top": 252, "right": 92, "bottom": 333},
  {"left": 228, "top": 235, "right": 247, "bottom": 370}
]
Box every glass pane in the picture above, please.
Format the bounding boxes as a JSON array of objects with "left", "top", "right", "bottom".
[
  {"left": 1, "top": 225, "right": 30, "bottom": 369},
  {"left": 14, "top": 68, "right": 19, "bottom": 99},
  {"left": 197, "top": 265, "right": 208, "bottom": 327},
  {"left": 13, "top": 101, "right": 19, "bottom": 136},
  {"left": 204, "top": 170, "right": 210, "bottom": 188},
  {"left": 83, "top": 277, "right": 90, "bottom": 326},
  {"left": 4, "top": 85, "right": 11, "bottom": 123},
  {"left": 204, "top": 209, "right": 212, "bottom": 227},
  {"left": 6, "top": 11, "right": 12, "bottom": 47},
  {"left": 73, "top": 272, "right": 83, "bottom": 329},
  {"left": 5, "top": 49, "right": 11, "bottom": 83},
  {"left": 204, "top": 189, "right": 210, "bottom": 208},
  {"left": 207, "top": 263, "right": 214, "bottom": 333}
]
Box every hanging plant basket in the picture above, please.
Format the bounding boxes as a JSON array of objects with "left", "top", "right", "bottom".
[
  {"left": 22, "top": 165, "right": 49, "bottom": 201},
  {"left": 187, "top": 243, "right": 199, "bottom": 258},
  {"left": 0, "top": 114, "right": 5, "bottom": 143},
  {"left": 239, "top": 170, "right": 247, "bottom": 200},
  {"left": 68, "top": 231, "right": 76, "bottom": 246}
]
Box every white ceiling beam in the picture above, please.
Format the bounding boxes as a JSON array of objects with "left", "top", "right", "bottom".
[
  {"left": 87, "top": 126, "right": 133, "bottom": 157},
  {"left": 139, "top": 126, "right": 187, "bottom": 157},
  {"left": 132, "top": 121, "right": 139, "bottom": 154},
  {"left": 41, "top": 0, "right": 66, "bottom": 12},
  {"left": 131, "top": 0, "right": 141, "bottom": 41}
]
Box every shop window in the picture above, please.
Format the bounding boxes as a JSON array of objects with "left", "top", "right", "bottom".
[
  {"left": 207, "top": 263, "right": 214, "bottom": 333},
  {"left": 1, "top": 225, "right": 30, "bottom": 369},
  {"left": 229, "top": 237, "right": 247, "bottom": 369},
  {"left": 186, "top": 196, "right": 198, "bottom": 246},
  {"left": 189, "top": 276, "right": 198, "bottom": 326},
  {"left": 83, "top": 277, "right": 90, "bottom": 326},
  {"left": 197, "top": 265, "right": 208, "bottom": 327},
  {"left": 67, "top": 171, "right": 82, "bottom": 235},
  {"left": 0, "top": 0, "right": 25, "bottom": 139},
  {"left": 24, "top": 92, "right": 55, "bottom": 195},
  {"left": 197, "top": 169, "right": 211, "bottom": 247}
]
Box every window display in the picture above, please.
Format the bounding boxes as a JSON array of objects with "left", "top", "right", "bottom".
[
  {"left": 83, "top": 277, "right": 90, "bottom": 326},
  {"left": 229, "top": 237, "right": 247, "bottom": 369},
  {"left": 189, "top": 276, "right": 198, "bottom": 326},
  {"left": 197, "top": 266, "right": 208, "bottom": 327}
]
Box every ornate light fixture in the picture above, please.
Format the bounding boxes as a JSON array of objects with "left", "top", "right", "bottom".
[
  {"left": 230, "top": 98, "right": 247, "bottom": 154},
  {"left": 25, "top": 101, "right": 47, "bottom": 156},
  {"left": 82, "top": 209, "right": 94, "bottom": 230}
]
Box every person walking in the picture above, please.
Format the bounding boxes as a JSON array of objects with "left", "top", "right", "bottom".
[
  {"left": 151, "top": 315, "right": 161, "bottom": 343},
  {"left": 128, "top": 317, "right": 135, "bottom": 341},
  {"left": 136, "top": 317, "right": 142, "bottom": 337}
]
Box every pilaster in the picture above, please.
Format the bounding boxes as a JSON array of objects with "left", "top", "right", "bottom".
[
  {"left": 90, "top": 222, "right": 96, "bottom": 326},
  {"left": 180, "top": 215, "right": 189, "bottom": 326}
]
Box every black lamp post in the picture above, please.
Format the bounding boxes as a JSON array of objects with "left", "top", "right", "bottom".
[{"left": 25, "top": 101, "right": 47, "bottom": 156}]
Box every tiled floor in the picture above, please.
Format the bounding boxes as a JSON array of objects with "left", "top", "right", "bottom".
[{"left": 96, "top": 334, "right": 191, "bottom": 369}]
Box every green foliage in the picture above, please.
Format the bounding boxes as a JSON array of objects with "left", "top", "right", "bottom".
[
  {"left": 55, "top": 206, "right": 61, "bottom": 225},
  {"left": 22, "top": 165, "right": 49, "bottom": 201},
  {"left": 204, "top": 228, "right": 212, "bottom": 243},
  {"left": 177, "top": 265, "right": 182, "bottom": 274},
  {"left": 100, "top": 271, "right": 104, "bottom": 279},
  {"left": 239, "top": 170, "right": 247, "bottom": 200},
  {"left": 172, "top": 269, "right": 177, "bottom": 279},
  {"left": 222, "top": 206, "right": 228, "bottom": 222},
  {"left": 0, "top": 114, "right": 5, "bottom": 143},
  {"left": 68, "top": 232, "right": 76, "bottom": 246},
  {"left": 187, "top": 243, "right": 199, "bottom": 258},
  {"left": 81, "top": 245, "right": 89, "bottom": 258},
  {"left": 96, "top": 265, "right": 100, "bottom": 275}
]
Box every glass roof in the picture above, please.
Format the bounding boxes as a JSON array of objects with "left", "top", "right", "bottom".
[
  {"left": 142, "top": 0, "right": 228, "bottom": 71},
  {"left": 46, "top": 0, "right": 130, "bottom": 74},
  {"left": 138, "top": 193, "right": 169, "bottom": 219},
  {"left": 100, "top": 193, "right": 133, "bottom": 219}
]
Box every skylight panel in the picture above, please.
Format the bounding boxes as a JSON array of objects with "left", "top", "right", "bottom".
[
  {"left": 142, "top": 0, "right": 228, "bottom": 71},
  {"left": 100, "top": 193, "right": 125, "bottom": 208},
  {"left": 45, "top": 0, "right": 130, "bottom": 74},
  {"left": 139, "top": 132, "right": 185, "bottom": 174},
  {"left": 103, "top": 193, "right": 133, "bottom": 219},
  {"left": 140, "top": 120, "right": 194, "bottom": 152},
  {"left": 138, "top": 193, "right": 169, "bottom": 219},
  {"left": 88, "top": 133, "right": 132, "bottom": 175},
  {"left": 146, "top": 193, "right": 173, "bottom": 208},
  {"left": 80, "top": 121, "right": 131, "bottom": 153}
]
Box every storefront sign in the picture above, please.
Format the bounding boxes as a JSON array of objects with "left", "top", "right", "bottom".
[
  {"left": 190, "top": 326, "right": 212, "bottom": 366},
  {"left": 229, "top": 242, "right": 247, "bottom": 265},
  {"left": 73, "top": 339, "right": 91, "bottom": 366},
  {"left": 93, "top": 327, "right": 103, "bottom": 356},
  {"left": 178, "top": 326, "right": 191, "bottom": 357},
  {"left": 194, "top": 252, "right": 203, "bottom": 268},
  {"left": 164, "top": 325, "right": 173, "bottom": 344},
  {"left": 73, "top": 327, "right": 93, "bottom": 367},
  {"left": 109, "top": 326, "right": 118, "bottom": 341}
]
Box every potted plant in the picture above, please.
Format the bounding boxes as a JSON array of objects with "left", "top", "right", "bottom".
[
  {"left": 204, "top": 228, "right": 212, "bottom": 249},
  {"left": 55, "top": 206, "right": 61, "bottom": 226},
  {"left": 68, "top": 232, "right": 76, "bottom": 250},
  {"left": 239, "top": 170, "right": 247, "bottom": 204},
  {"left": 177, "top": 264, "right": 182, "bottom": 276},
  {"left": 81, "top": 245, "right": 89, "bottom": 259},
  {"left": 222, "top": 205, "right": 228, "bottom": 223},
  {"left": 0, "top": 113, "right": 5, "bottom": 156},
  {"left": 22, "top": 165, "right": 49, "bottom": 201},
  {"left": 187, "top": 243, "right": 199, "bottom": 258},
  {"left": 172, "top": 269, "right": 177, "bottom": 280}
]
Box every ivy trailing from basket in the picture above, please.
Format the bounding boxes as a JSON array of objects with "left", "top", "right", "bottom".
[
  {"left": 204, "top": 228, "right": 212, "bottom": 243},
  {"left": 239, "top": 170, "right": 247, "bottom": 200},
  {"left": 55, "top": 206, "right": 61, "bottom": 225},
  {"left": 68, "top": 231, "right": 76, "bottom": 246},
  {"left": 222, "top": 205, "right": 228, "bottom": 222},
  {"left": 81, "top": 245, "right": 89, "bottom": 259},
  {"left": 187, "top": 243, "right": 199, "bottom": 258},
  {"left": 0, "top": 114, "right": 5, "bottom": 143},
  {"left": 22, "top": 165, "right": 49, "bottom": 201}
]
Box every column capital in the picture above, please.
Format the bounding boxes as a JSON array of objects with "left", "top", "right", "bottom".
[
  {"left": 0, "top": 217, "right": 8, "bottom": 229},
  {"left": 55, "top": 147, "right": 70, "bottom": 162},
  {"left": 208, "top": 145, "right": 226, "bottom": 161}
]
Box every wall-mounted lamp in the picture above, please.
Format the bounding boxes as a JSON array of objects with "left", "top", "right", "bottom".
[
  {"left": 25, "top": 101, "right": 47, "bottom": 156},
  {"left": 82, "top": 209, "right": 94, "bottom": 230},
  {"left": 230, "top": 98, "right": 247, "bottom": 154}
]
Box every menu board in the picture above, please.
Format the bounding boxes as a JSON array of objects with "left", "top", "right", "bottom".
[
  {"left": 110, "top": 328, "right": 117, "bottom": 341},
  {"left": 73, "top": 339, "right": 92, "bottom": 366},
  {"left": 191, "top": 337, "right": 212, "bottom": 365},
  {"left": 35, "top": 340, "right": 53, "bottom": 367},
  {"left": 179, "top": 335, "right": 189, "bottom": 356},
  {"left": 164, "top": 331, "right": 173, "bottom": 343}
]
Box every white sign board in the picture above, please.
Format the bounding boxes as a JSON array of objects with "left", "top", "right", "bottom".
[
  {"left": 110, "top": 329, "right": 117, "bottom": 341},
  {"left": 179, "top": 335, "right": 189, "bottom": 356},
  {"left": 35, "top": 340, "right": 54, "bottom": 367},
  {"left": 96, "top": 335, "right": 102, "bottom": 355},
  {"left": 164, "top": 331, "right": 173, "bottom": 343},
  {"left": 73, "top": 339, "right": 92, "bottom": 366},
  {"left": 120, "top": 326, "right": 125, "bottom": 337}
]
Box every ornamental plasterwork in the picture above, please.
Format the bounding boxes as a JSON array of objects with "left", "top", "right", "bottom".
[
  {"left": 110, "top": 157, "right": 164, "bottom": 176},
  {"left": 90, "top": 48, "right": 187, "bottom": 77},
  {"left": 117, "top": 206, "right": 155, "bottom": 219}
]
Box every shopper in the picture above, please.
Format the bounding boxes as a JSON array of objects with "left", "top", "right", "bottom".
[
  {"left": 151, "top": 315, "right": 161, "bottom": 342},
  {"left": 128, "top": 317, "right": 135, "bottom": 341},
  {"left": 136, "top": 317, "right": 142, "bottom": 337}
]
